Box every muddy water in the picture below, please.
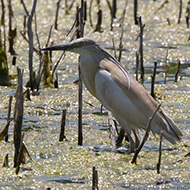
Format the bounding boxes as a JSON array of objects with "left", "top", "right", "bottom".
[{"left": 0, "top": 0, "right": 190, "bottom": 189}]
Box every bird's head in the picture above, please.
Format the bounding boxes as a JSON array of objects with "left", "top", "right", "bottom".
[{"left": 41, "top": 38, "right": 99, "bottom": 55}]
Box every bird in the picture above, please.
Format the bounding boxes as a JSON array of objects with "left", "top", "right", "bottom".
[{"left": 41, "top": 37, "right": 183, "bottom": 152}]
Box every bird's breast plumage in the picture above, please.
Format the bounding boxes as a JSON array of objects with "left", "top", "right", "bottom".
[{"left": 79, "top": 55, "right": 100, "bottom": 98}]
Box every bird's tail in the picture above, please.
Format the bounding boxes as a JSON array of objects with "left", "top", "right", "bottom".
[{"left": 160, "top": 111, "right": 183, "bottom": 144}]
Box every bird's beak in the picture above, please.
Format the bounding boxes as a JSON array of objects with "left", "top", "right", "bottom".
[{"left": 41, "top": 43, "right": 72, "bottom": 51}]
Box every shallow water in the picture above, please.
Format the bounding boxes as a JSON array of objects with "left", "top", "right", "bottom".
[{"left": 0, "top": 0, "right": 190, "bottom": 189}]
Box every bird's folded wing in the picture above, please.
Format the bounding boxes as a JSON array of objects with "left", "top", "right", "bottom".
[
  {"left": 99, "top": 58, "right": 158, "bottom": 113},
  {"left": 98, "top": 58, "right": 182, "bottom": 142}
]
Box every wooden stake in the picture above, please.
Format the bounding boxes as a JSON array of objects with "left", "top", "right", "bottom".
[
  {"left": 94, "top": 8, "right": 102, "bottom": 32},
  {"left": 28, "top": 0, "right": 37, "bottom": 91},
  {"left": 112, "top": 0, "right": 117, "bottom": 18},
  {"left": 138, "top": 16, "right": 145, "bottom": 84},
  {"left": 59, "top": 109, "right": 66, "bottom": 141},
  {"left": 151, "top": 61, "right": 157, "bottom": 98},
  {"left": 54, "top": 72, "right": 59, "bottom": 88},
  {"left": 78, "top": 63, "right": 83, "bottom": 145},
  {"left": 80, "top": 0, "right": 84, "bottom": 37},
  {"left": 157, "top": 131, "right": 163, "bottom": 174},
  {"left": 84, "top": 0, "right": 87, "bottom": 21},
  {"left": 178, "top": 0, "right": 182, "bottom": 24},
  {"left": 15, "top": 132, "right": 26, "bottom": 174},
  {"left": 164, "top": 46, "right": 169, "bottom": 84},
  {"left": 135, "top": 51, "right": 139, "bottom": 81},
  {"left": 14, "top": 67, "right": 24, "bottom": 168},
  {"left": 92, "top": 166, "right": 96, "bottom": 190},
  {"left": 92, "top": 166, "right": 99, "bottom": 190},
  {"left": 186, "top": 1, "right": 190, "bottom": 28},
  {"left": 55, "top": 0, "right": 62, "bottom": 30},
  {"left": 76, "top": 4, "right": 80, "bottom": 38},
  {"left": 5, "top": 95, "right": 13, "bottom": 142},
  {"left": 12, "top": 56, "right": 16, "bottom": 66},
  {"left": 134, "top": 0, "right": 138, "bottom": 25},
  {"left": 0, "top": 0, "right": 6, "bottom": 50},
  {"left": 78, "top": 0, "right": 84, "bottom": 146},
  {"left": 8, "top": 0, "right": 17, "bottom": 55}
]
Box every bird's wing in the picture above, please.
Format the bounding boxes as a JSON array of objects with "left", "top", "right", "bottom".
[
  {"left": 98, "top": 58, "right": 157, "bottom": 123},
  {"left": 97, "top": 58, "right": 182, "bottom": 143}
]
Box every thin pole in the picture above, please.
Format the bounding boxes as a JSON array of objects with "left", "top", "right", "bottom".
[
  {"left": 157, "top": 131, "right": 163, "bottom": 174},
  {"left": 151, "top": 61, "right": 157, "bottom": 98},
  {"left": 78, "top": 0, "right": 84, "bottom": 145},
  {"left": 138, "top": 16, "right": 145, "bottom": 84},
  {"left": 78, "top": 64, "right": 83, "bottom": 145},
  {"left": 59, "top": 109, "right": 66, "bottom": 141},
  {"left": 28, "top": 0, "right": 37, "bottom": 91},
  {"left": 131, "top": 104, "right": 161, "bottom": 164},
  {"left": 134, "top": 0, "right": 138, "bottom": 25}
]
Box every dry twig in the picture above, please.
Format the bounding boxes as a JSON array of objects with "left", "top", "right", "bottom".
[{"left": 131, "top": 104, "right": 161, "bottom": 164}]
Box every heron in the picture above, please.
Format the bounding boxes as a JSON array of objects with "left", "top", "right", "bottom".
[{"left": 41, "top": 38, "right": 182, "bottom": 152}]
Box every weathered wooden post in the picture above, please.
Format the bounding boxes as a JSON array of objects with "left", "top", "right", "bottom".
[
  {"left": 138, "top": 16, "right": 145, "bottom": 84},
  {"left": 78, "top": 0, "right": 85, "bottom": 146},
  {"left": 13, "top": 67, "right": 24, "bottom": 168},
  {"left": 59, "top": 109, "right": 67, "bottom": 141},
  {"left": 92, "top": 166, "right": 99, "bottom": 190},
  {"left": 134, "top": 0, "right": 138, "bottom": 25},
  {"left": 151, "top": 61, "right": 157, "bottom": 98},
  {"left": 28, "top": 0, "right": 37, "bottom": 91},
  {"left": 157, "top": 131, "right": 163, "bottom": 174}
]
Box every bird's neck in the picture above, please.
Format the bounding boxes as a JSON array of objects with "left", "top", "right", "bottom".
[{"left": 79, "top": 54, "right": 100, "bottom": 98}]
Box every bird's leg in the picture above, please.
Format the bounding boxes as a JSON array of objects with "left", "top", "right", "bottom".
[
  {"left": 133, "top": 130, "right": 140, "bottom": 148},
  {"left": 127, "top": 134, "right": 135, "bottom": 153},
  {"left": 116, "top": 128, "right": 125, "bottom": 147}
]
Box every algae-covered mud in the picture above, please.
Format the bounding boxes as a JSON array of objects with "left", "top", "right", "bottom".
[{"left": 0, "top": 0, "right": 190, "bottom": 189}]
